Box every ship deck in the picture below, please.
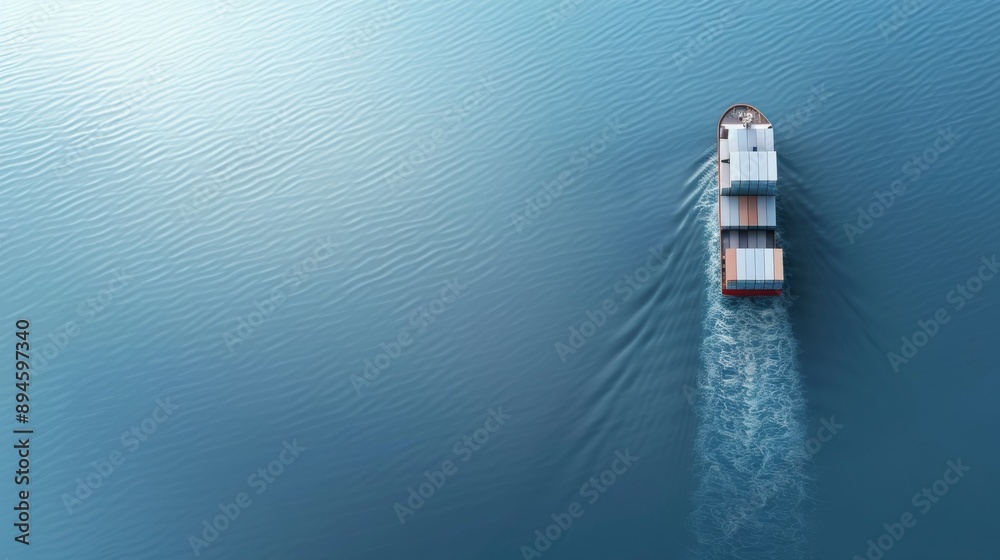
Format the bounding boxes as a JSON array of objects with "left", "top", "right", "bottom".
[{"left": 718, "top": 104, "right": 770, "bottom": 134}]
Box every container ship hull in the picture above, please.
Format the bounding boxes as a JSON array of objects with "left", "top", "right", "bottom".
[{"left": 718, "top": 105, "right": 783, "bottom": 297}]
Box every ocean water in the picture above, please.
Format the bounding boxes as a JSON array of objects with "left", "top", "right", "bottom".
[{"left": 1, "top": 1, "right": 999, "bottom": 559}]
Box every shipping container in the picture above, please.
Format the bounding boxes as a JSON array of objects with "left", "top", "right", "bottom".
[
  {"left": 767, "top": 151, "right": 778, "bottom": 193},
  {"left": 725, "top": 248, "right": 736, "bottom": 286},
  {"left": 761, "top": 153, "right": 769, "bottom": 195},
  {"left": 720, "top": 161, "right": 731, "bottom": 194},
  {"left": 729, "top": 151, "right": 740, "bottom": 193},
  {"left": 738, "top": 247, "right": 747, "bottom": 284},
  {"left": 730, "top": 230, "right": 739, "bottom": 249},
  {"left": 742, "top": 148, "right": 751, "bottom": 193}
]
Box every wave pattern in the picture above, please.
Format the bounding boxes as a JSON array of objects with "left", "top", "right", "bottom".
[{"left": 688, "top": 157, "right": 811, "bottom": 559}]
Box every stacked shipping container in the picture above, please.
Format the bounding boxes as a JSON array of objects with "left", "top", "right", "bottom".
[
  {"left": 723, "top": 248, "right": 784, "bottom": 291},
  {"left": 718, "top": 116, "right": 782, "bottom": 295},
  {"left": 723, "top": 127, "right": 777, "bottom": 196},
  {"left": 718, "top": 195, "right": 776, "bottom": 228}
]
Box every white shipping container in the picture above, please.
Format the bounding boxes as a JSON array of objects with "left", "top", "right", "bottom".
[
  {"left": 741, "top": 150, "right": 751, "bottom": 190},
  {"left": 766, "top": 196, "right": 776, "bottom": 226},
  {"left": 759, "top": 152, "right": 769, "bottom": 192},
  {"left": 768, "top": 151, "right": 778, "bottom": 188},
  {"left": 758, "top": 152, "right": 766, "bottom": 189},
  {"left": 730, "top": 151, "right": 740, "bottom": 185},
  {"left": 756, "top": 248, "right": 766, "bottom": 285},
  {"left": 765, "top": 248, "right": 775, "bottom": 280},
  {"left": 765, "top": 128, "right": 774, "bottom": 151},
  {"left": 737, "top": 248, "right": 747, "bottom": 281}
]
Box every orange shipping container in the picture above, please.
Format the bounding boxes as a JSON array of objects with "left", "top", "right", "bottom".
[
  {"left": 748, "top": 196, "right": 758, "bottom": 227},
  {"left": 725, "top": 248, "right": 736, "bottom": 286},
  {"left": 773, "top": 248, "right": 784, "bottom": 281}
]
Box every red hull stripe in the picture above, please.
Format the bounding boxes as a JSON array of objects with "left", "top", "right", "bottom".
[{"left": 721, "top": 289, "right": 782, "bottom": 297}]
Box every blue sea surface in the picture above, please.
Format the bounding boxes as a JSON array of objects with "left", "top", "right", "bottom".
[{"left": 1, "top": 1, "right": 998, "bottom": 559}]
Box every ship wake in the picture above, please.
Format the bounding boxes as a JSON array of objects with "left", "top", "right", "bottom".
[{"left": 687, "top": 156, "right": 812, "bottom": 559}]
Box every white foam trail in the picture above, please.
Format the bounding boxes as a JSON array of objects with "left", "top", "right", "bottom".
[{"left": 687, "top": 157, "right": 812, "bottom": 559}]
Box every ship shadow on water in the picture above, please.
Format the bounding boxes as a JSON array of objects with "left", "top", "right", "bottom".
[{"left": 686, "top": 153, "right": 814, "bottom": 560}]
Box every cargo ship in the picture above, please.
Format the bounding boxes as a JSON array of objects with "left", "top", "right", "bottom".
[{"left": 718, "top": 104, "right": 783, "bottom": 296}]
